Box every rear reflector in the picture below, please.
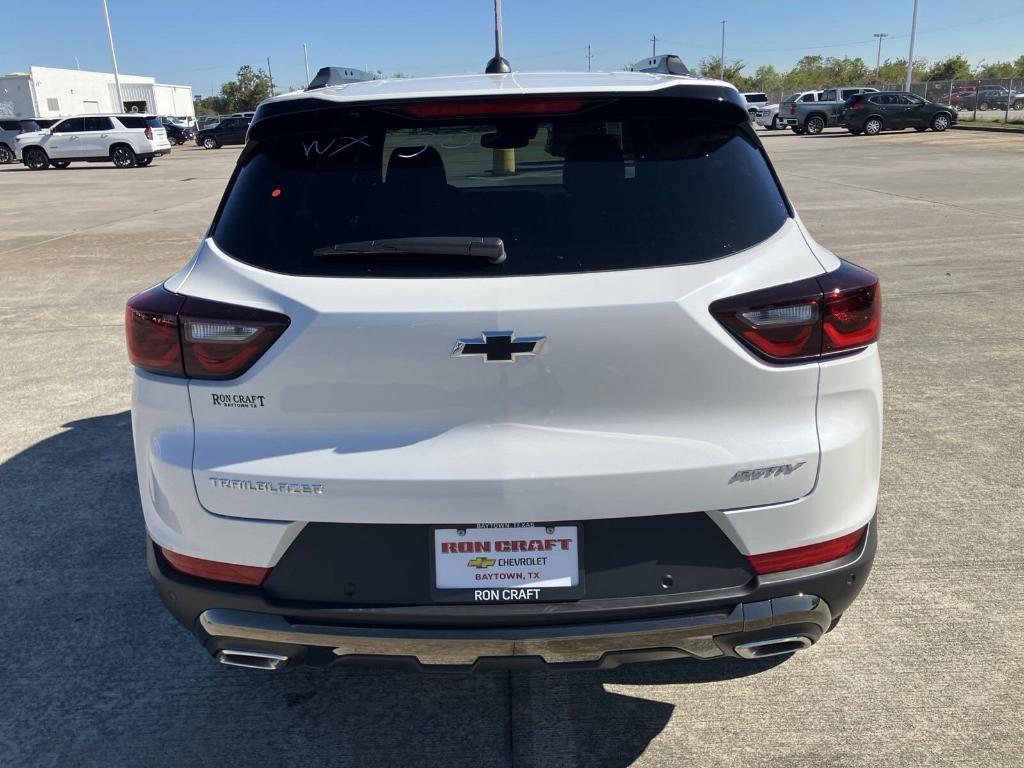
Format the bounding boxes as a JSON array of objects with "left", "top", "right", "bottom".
[
  {"left": 126, "top": 286, "right": 290, "bottom": 379},
  {"left": 402, "top": 97, "right": 588, "bottom": 118},
  {"left": 710, "top": 260, "right": 880, "bottom": 363},
  {"left": 159, "top": 546, "right": 271, "bottom": 586},
  {"left": 745, "top": 526, "right": 866, "bottom": 575}
]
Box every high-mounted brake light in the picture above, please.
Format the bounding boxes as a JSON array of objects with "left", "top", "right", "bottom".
[
  {"left": 745, "top": 526, "right": 866, "bottom": 575},
  {"left": 159, "top": 546, "right": 271, "bottom": 586},
  {"left": 402, "top": 97, "right": 588, "bottom": 118},
  {"left": 710, "top": 260, "right": 880, "bottom": 363},
  {"left": 126, "top": 286, "right": 290, "bottom": 379}
]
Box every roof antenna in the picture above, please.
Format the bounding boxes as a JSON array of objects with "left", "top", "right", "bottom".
[{"left": 485, "top": 0, "right": 511, "bottom": 74}]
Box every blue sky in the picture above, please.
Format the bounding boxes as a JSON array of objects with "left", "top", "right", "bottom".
[{"left": 4, "top": 1, "right": 1023, "bottom": 93}]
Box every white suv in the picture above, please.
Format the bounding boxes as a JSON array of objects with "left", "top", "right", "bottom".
[
  {"left": 17, "top": 114, "right": 171, "bottom": 170},
  {"left": 126, "top": 71, "right": 882, "bottom": 671}
]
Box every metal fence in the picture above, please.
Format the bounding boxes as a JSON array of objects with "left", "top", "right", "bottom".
[{"left": 757, "top": 79, "right": 1024, "bottom": 124}]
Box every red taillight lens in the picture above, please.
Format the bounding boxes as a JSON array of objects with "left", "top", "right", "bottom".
[
  {"left": 402, "top": 97, "right": 588, "bottom": 118},
  {"left": 126, "top": 286, "right": 290, "bottom": 379},
  {"left": 159, "top": 546, "right": 271, "bottom": 586},
  {"left": 126, "top": 285, "right": 186, "bottom": 375},
  {"left": 145, "top": 126, "right": 153, "bottom": 139},
  {"left": 710, "top": 260, "right": 880, "bottom": 363},
  {"left": 745, "top": 526, "right": 866, "bottom": 575},
  {"left": 848, "top": 99, "right": 865, "bottom": 110}
]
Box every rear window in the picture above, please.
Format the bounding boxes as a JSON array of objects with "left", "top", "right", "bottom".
[
  {"left": 117, "top": 116, "right": 162, "bottom": 129},
  {"left": 213, "top": 101, "right": 789, "bottom": 278}
]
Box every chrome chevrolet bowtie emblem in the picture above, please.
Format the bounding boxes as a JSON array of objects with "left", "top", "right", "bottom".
[{"left": 451, "top": 331, "right": 546, "bottom": 363}]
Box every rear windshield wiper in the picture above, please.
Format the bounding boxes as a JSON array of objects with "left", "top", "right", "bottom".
[{"left": 313, "top": 237, "right": 506, "bottom": 264}]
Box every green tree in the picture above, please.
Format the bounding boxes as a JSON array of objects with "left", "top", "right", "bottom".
[
  {"left": 977, "top": 60, "right": 1015, "bottom": 79},
  {"left": 749, "top": 64, "right": 784, "bottom": 93},
  {"left": 695, "top": 56, "right": 749, "bottom": 88},
  {"left": 218, "top": 65, "right": 274, "bottom": 112},
  {"left": 870, "top": 58, "right": 928, "bottom": 86},
  {"left": 926, "top": 55, "right": 973, "bottom": 82}
]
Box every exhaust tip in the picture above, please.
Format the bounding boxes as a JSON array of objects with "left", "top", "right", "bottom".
[
  {"left": 734, "top": 636, "right": 813, "bottom": 660},
  {"left": 216, "top": 649, "right": 290, "bottom": 670}
]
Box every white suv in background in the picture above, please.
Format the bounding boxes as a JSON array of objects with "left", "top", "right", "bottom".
[
  {"left": 17, "top": 114, "right": 171, "bottom": 170},
  {"left": 127, "top": 70, "right": 882, "bottom": 671}
]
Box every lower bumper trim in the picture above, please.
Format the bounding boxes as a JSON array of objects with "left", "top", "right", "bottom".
[{"left": 198, "top": 594, "right": 831, "bottom": 668}]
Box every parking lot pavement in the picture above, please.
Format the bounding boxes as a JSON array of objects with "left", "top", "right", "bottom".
[{"left": 1, "top": 132, "right": 1022, "bottom": 767}]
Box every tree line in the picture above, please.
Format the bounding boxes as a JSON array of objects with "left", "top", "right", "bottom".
[
  {"left": 195, "top": 54, "right": 1024, "bottom": 115},
  {"left": 696, "top": 53, "right": 1024, "bottom": 93}
]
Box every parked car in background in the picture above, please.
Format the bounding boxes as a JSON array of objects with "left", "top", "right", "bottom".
[
  {"left": 788, "top": 86, "right": 879, "bottom": 134},
  {"left": 776, "top": 91, "right": 824, "bottom": 133},
  {"left": 16, "top": 114, "right": 171, "bottom": 170},
  {"left": 842, "top": 92, "right": 956, "bottom": 135},
  {"left": 957, "top": 86, "right": 1024, "bottom": 111},
  {"left": 197, "top": 115, "right": 223, "bottom": 130},
  {"left": 195, "top": 115, "right": 251, "bottom": 149},
  {"left": 742, "top": 92, "right": 768, "bottom": 120},
  {"left": 756, "top": 92, "right": 823, "bottom": 130},
  {"left": 163, "top": 120, "right": 197, "bottom": 145}
]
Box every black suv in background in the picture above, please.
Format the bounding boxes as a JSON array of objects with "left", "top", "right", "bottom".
[
  {"left": 957, "top": 86, "right": 1024, "bottom": 111},
  {"left": 162, "top": 120, "right": 197, "bottom": 145},
  {"left": 195, "top": 116, "right": 251, "bottom": 149},
  {"left": 842, "top": 92, "right": 956, "bottom": 135}
]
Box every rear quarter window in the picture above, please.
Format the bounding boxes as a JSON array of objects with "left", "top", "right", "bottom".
[{"left": 212, "top": 102, "right": 789, "bottom": 278}]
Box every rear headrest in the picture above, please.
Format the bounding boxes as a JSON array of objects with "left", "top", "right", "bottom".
[
  {"left": 386, "top": 146, "right": 447, "bottom": 187},
  {"left": 562, "top": 135, "right": 624, "bottom": 196}
]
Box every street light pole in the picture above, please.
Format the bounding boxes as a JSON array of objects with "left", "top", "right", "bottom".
[
  {"left": 101, "top": 0, "right": 124, "bottom": 110},
  {"left": 720, "top": 20, "right": 726, "bottom": 80},
  {"left": 873, "top": 32, "right": 889, "bottom": 80},
  {"left": 905, "top": 0, "right": 919, "bottom": 91}
]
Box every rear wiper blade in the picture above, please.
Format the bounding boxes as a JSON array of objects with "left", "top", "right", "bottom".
[{"left": 313, "top": 236, "right": 506, "bottom": 264}]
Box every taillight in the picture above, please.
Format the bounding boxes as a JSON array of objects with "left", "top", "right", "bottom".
[
  {"left": 848, "top": 99, "right": 866, "bottom": 110},
  {"left": 126, "top": 285, "right": 289, "bottom": 379},
  {"left": 145, "top": 126, "right": 153, "bottom": 139},
  {"left": 710, "top": 260, "right": 880, "bottom": 363},
  {"left": 159, "top": 546, "right": 271, "bottom": 586},
  {"left": 745, "top": 526, "right": 866, "bottom": 575}
]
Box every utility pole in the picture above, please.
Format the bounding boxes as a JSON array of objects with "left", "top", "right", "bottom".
[
  {"left": 267, "top": 56, "right": 275, "bottom": 96},
  {"left": 650, "top": 35, "right": 657, "bottom": 57},
  {"left": 303, "top": 43, "right": 310, "bottom": 85},
  {"left": 720, "top": 20, "right": 726, "bottom": 80},
  {"left": 873, "top": 33, "right": 889, "bottom": 79},
  {"left": 905, "top": 0, "right": 919, "bottom": 91},
  {"left": 586, "top": 44, "right": 593, "bottom": 72},
  {"left": 101, "top": 0, "right": 124, "bottom": 110}
]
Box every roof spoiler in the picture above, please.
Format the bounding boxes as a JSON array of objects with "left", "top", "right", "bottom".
[
  {"left": 631, "top": 54, "right": 692, "bottom": 77},
  {"left": 306, "top": 66, "right": 374, "bottom": 91}
]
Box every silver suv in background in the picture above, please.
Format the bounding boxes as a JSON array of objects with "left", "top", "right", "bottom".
[{"left": 16, "top": 114, "right": 171, "bottom": 170}]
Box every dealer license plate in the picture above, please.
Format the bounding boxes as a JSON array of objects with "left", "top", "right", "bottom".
[{"left": 432, "top": 525, "right": 582, "bottom": 602}]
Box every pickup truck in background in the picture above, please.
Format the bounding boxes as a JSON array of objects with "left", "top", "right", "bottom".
[
  {"left": 781, "top": 86, "right": 879, "bottom": 134},
  {"left": 773, "top": 91, "right": 824, "bottom": 132}
]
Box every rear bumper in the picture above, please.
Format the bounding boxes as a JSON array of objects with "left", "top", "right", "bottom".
[{"left": 149, "top": 515, "right": 876, "bottom": 670}]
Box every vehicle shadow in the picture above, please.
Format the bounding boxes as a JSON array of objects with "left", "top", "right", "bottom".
[{"left": 0, "top": 412, "right": 785, "bottom": 768}]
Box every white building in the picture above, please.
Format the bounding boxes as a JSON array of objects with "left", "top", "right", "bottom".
[{"left": 0, "top": 66, "right": 194, "bottom": 119}]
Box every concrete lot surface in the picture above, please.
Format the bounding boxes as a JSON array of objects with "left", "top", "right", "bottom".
[{"left": 1, "top": 131, "right": 1022, "bottom": 767}]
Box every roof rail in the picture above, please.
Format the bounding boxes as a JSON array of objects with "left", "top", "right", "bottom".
[
  {"left": 631, "top": 54, "right": 692, "bottom": 77},
  {"left": 306, "top": 66, "right": 374, "bottom": 90}
]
